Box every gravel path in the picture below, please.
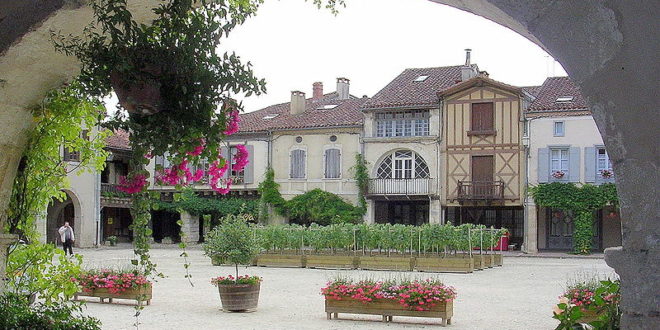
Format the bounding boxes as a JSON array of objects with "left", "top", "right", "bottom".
[{"left": 76, "top": 247, "right": 614, "bottom": 330}]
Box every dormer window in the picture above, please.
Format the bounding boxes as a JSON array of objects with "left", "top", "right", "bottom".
[
  {"left": 555, "top": 96, "right": 574, "bottom": 103},
  {"left": 263, "top": 114, "right": 279, "bottom": 120},
  {"left": 414, "top": 75, "right": 429, "bottom": 82},
  {"left": 316, "top": 104, "right": 338, "bottom": 110}
]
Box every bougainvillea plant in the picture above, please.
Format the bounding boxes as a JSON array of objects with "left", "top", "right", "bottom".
[{"left": 321, "top": 278, "right": 456, "bottom": 311}]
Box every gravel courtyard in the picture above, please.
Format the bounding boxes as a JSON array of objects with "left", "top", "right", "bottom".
[{"left": 76, "top": 247, "right": 615, "bottom": 330}]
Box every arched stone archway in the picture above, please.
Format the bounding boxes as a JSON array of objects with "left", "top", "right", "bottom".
[
  {"left": 428, "top": 1, "right": 659, "bottom": 327},
  {"left": 45, "top": 189, "right": 82, "bottom": 245},
  {"left": 0, "top": 0, "right": 656, "bottom": 326}
]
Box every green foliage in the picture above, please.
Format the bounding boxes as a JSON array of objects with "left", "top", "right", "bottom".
[
  {"left": 7, "top": 82, "right": 109, "bottom": 240},
  {"left": 255, "top": 223, "right": 506, "bottom": 255},
  {"left": 129, "top": 192, "right": 161, "bottom": 278},
  {"left": 351, "top": 153, "right": 369, "bottom": 215},
  {"left": 286, "top": 189, "right": 364, "bottom": 225},
  {"left": 202, "top": 214, "right": 260, "bottom": 272},
  {"left": 258, "top": 167, "right": 287, "bottom": 216},
  {"left": 553, "top": 279, "right": 621, "bottom": 330},
  {"left": 6, "top": 243, "right": 83, "bottom": 305},
  {"left": 530, "top": 183, "right": 619, "bottom": 254},
  {"left": 0, "top": 293, "right": 101, "bottom": 330},
  {"left": 107, "top": 236, "right": 118, "bottom": 246},
  {"left": 152, "top": 189, "right": 258, "bottom": 218},
  {"left": 52, "top": 0, "right": 266, "bottom": 161}
]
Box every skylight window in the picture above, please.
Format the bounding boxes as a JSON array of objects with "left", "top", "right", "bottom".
[
  {"left": 263, "top": 114, "right": 279, "bottom": 119},
  {"left": 317, "top": 104, "right": 338, "bottom": 110},
  {"left": 414, "top": 75, "right": 429, "bottom": 82},
  {"left": 555, "top": 96, "right": 574, "bottom": 103}
]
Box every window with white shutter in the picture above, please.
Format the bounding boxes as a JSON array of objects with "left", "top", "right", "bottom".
[
  {"left": 324, "top": 148, "right": 341, "bottom": 179},
  {"left": 290, "top": 149, "right": 306, "bottom": 179},
  {"left": 550, "top": 148, "right": 569, "bottom": 181}
]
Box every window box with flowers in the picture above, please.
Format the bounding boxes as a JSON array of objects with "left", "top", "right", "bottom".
[
  {"left": 72, "top": 269, "right": 152, "bottom": 305},
  {"left": 322, "top": 278, "right": 456, "bottom": 326},
  {"left": 551, "top": 170, "right": 566, "bottom": 180}
]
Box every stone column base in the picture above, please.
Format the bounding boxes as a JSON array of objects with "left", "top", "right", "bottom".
[
  {"left": 179, "top": 212, "right": 199, "bottom": 244},
  {"left": 0, "top": 234, "right": 18, "bottom": 293}
]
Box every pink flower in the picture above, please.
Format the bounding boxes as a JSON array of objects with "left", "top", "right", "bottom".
[
  {"left": 232, "top": 145, "right": 249, "bottom": 173},
  {"left": 187, "top": 139, "right": 206, "bottom": 157},
  {"left": 117, "top": 174, "right": 147, "bottom": 194},
  {"left": 224, "top": 109, "right": 240, "bottom": 136}
]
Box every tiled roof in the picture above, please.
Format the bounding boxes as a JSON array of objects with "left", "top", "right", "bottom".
[
  {"left": 362, "top": 65, "right": 476, "bottom": 110},
  {"left": 437, "top": 75, "right": 520, "bottom": 97},
  {"left": 239, "top": 92, "right": 368, "bottom": 132},
  {"left": 521, "top": 85, "right": 542, "bottom": 97},
  {"left": 527, "top": 76, "right": 589, "bottom": 113},
  {"left": 104, "top": 129, "right": 131, "bottom": 150}
]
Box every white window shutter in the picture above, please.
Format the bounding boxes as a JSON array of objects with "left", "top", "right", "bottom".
[
  {"left": 569, "top": 147, "right": 581, "bottom": 182},
  {"left": 584, "top": 147, "right": 596, "bottom": 183},
  {"left": 538, "top": 148, "right": 549, "bottom": 183},
  {"left": 244, "top": 145, "right": 254, "bottom": 184}
]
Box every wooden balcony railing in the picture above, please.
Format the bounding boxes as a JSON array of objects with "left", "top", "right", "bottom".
[
  {"left": 457, "top": 181, "right": 504, "bottom": 201},
  {"left": 368, "top": 178, "right": 434, "bottom": 195},
  {"left": 101, "top": 183, "right": 130, "bottom": 198}
]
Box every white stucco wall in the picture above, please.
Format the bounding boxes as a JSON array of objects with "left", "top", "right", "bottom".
[
  {"left": 528, "top": 115, "right": 605, "bottom": 185},
  {"left": 271, "top": 128, "right": 361, "bottom": 204}
]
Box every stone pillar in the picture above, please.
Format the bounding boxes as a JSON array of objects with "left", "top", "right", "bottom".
[
  {"left": 363, "top": 200, "right": 375, "bottom": 224},
  {"left": 179, "top": 211, "right": 199, "bottom": 244},
  {"left": 0, "top": 234, "right": 17, "bottom": 293},
  {"left": 523, "top": 199, "right": 538, "bottom": 253},
  {"left": 429, "top": 199, "right": 442, "bottom": 224}
]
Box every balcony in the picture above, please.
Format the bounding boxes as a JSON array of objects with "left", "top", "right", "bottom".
[
  {"left": 101, "top": 183, "right": 132, "bottom": 208},
  {"left": 368, "top": 178, "right": 434, "bottom": 196},
  {"left": 457, "top": 181, "right": 504, "bottom": 201}
]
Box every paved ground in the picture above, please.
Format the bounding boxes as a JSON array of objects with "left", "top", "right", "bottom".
[{"left": 76, "top": 247, "right": 615, "bottom": 330}]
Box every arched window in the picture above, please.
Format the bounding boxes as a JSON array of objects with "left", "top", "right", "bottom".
[{"left": 376, "top": 150, "right": 430, "bottom": 179}]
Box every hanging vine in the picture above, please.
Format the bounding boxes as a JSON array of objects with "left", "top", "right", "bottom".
[
  {"left": 351, "top": 153, "right": 369, "bottom": 215},
  {"left": 530, "top": 182, "right": 619, "bottom": 254}
]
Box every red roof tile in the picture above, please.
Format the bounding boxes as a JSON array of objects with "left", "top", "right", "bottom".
[
  {"left": 527, "top": 76, "right": 589, "bottom": 114},
  {"left": 521, "top": 85, "right": 542, "bottom": 97},
  {"left": 239, "top": 93, "right": 368, "bottom": 132},
  {"left": 104, "top": 129, "right": 131, "bottom": 150},
  {"left": 361, "top": 65, "right": 475, "bottom": 110}
]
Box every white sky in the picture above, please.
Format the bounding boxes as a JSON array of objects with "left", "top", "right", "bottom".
[{"left": 105, "top": 0, "right": 566, "bottom": 114}]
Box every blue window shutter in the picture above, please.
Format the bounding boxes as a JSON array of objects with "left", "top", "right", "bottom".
[
  {"left": 538, "top": 148, "right": 549, "bottom": 183},
  {"left": 569, "top": 147, "right": 581, "bottom": 182},
  {"left": 220, "top": 147, "right": 229, "bottom": 179},
  {"left": 244, "top": 145, "right": 254, "bottom": 184},
  {"left": 584, "top": 147, "right": 596, "bottom": 183}
]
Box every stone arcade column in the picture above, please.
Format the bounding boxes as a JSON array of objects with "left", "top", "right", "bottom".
[
  {"left": 0, "top": 234, "right": 17, "bottom": 293},
  {"left": 179, "top": 211, "right": 199, "bottom": 244},
  {"left": 523, "top": 199, "right": 538, "bottom": 253}
]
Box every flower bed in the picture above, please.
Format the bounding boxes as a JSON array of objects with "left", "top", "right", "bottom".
[
  {"left": 72, "top": 269, "right": 152, "bottom": 305},
  {"left": 322, "top": 279, "right": 456, "bottom": 326}
]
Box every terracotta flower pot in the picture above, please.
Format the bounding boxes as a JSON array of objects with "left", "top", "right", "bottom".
[
  {"left": 217, "top": 282, "right": 260, "bottom": 312},
  {"left": 110, "top": 70, "right": 164, "bottom": 115}
]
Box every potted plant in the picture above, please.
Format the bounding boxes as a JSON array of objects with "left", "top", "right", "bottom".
[
  {"left": 553, "top": 278, "right": 620, "bottom": 328},
  {"left": 204, "top": 214, "right": 261, "bottom": 312},
  {"left": 552, "top": 170, "right": 566, "bottom": 179},
  {"left": 107, "top": 236, "right": 118, "bottom": 246}
]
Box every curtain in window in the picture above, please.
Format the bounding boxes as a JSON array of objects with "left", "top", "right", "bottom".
[
  {"left": 290, "top": 149, "right": 306, "bottom": 178},
  {"left": 324, "top": 149, "right": 341, "bottom": 178}
]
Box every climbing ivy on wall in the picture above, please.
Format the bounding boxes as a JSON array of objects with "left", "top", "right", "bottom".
[
  {"left": 152, "top": 190, "right": 259, "bottom": 219},
  {"left": 352, "top": 153, "right": 369, "bottom": 215},
  {"left": 530, "top": 182, "right": 619, "bottom": 254},
  {"left": 257, "top": 166, "right": 365, "bottom": 225}
]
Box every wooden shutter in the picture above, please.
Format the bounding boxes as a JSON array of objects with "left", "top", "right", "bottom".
[
  {"left": 538, "top": 148, "right": 549, "bottom": 183},
  {"left": 471, "top": 102, "right": 494, "bottom": 131},
  {"left": 220, "top": 147, "right": 229, "bottom": 178},
  {"left": 324, "top": 149, "right": 341, "bottom": 178},
  {"left": 471, "top": 155, "right": 494, "bottom": 182},
  {"left": 584, "top": 147, "right": 596, "bottom": 183},
  {"left": 244, "top": 145, "right": 254, "bottom": 184},
  {"left": 290, "top": 149, "right": 305, "bottom": 178},
  {"left": 569, "top": 147, "right": 581, "bottom": 182}
]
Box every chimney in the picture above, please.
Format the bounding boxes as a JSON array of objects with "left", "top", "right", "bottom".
[
  {"left": 336, "top": 77, "right": 350, "bottom": 100},
  {"left": 290, "top": 91, "right": 306, "bottom": 114},
  {"left": 461, "top": 48, "right": 477, "bottom": 81},
  {"left": 312, "top": 82, "right": 323, "bottom": 99}
]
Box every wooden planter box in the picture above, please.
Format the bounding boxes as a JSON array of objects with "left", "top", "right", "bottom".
[
  {"left": 493, "top": 254, "right": 503, "bottom": 266},
  {"left": 256, "top": 254, "right": 306, "bottom": 268},
  {"left": 483, "top": 254, "right": 494, "bottom": 268},
  {"left": 306, "top": 255, "right": 357, "bottom": 269},
  {"left": 325, "top": 298, "right": 453, "bottom": 326},
  {"left": 415, "top": 256, "right": 474, "bottom": 273},
  {"left": 472, "top": 255, "right": 486, "bottom": 270},
  {"left": 359, "top": 256, "right": 413, "bottom": 271},
  {"left": 74, "top": 283, "right": 152, "bottom": 305}
]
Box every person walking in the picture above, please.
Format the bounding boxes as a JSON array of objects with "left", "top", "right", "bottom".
[{"left": 58, "top": 222, "right": 75, "bottom": 255}]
